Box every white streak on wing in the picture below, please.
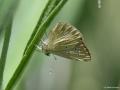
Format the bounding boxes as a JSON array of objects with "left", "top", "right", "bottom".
[
  {"left": 79, "top": 53, "right": 85, "bottom": 55},
  {"left": 86, "top": 56, "right": 91, "bottom": 58}
]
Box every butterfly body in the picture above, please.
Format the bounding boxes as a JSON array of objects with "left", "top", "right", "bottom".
[{"left": 41, "top": 22, "right": 91, "bottom": 61}]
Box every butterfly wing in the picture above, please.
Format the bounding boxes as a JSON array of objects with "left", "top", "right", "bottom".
[
  {"left": 53, "top": 42, "right": 91, "bottom": 61},
  {"left": 47, "top": 22, "right": 91, "bottom": 61}
]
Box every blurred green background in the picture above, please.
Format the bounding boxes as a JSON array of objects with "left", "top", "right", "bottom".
[{"left": 1, "top": 0, "right": 120, "bottom": 90}]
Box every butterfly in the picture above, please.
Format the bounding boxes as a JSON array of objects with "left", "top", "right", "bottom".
[{"left": 38, "top": 22, "right": 91, "bottom": 61}]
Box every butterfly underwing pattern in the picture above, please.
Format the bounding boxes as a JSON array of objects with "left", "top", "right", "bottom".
[{"left": 41, "top": 22, "right": 91, "bottom": 61}]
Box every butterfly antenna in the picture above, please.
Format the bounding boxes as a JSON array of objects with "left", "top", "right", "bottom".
[
  {"left": 52, "top": 54, "right": 57, "bottom": 60},
  {"left": 44, "top": 29, "right": 48, "bottom": 37},
  {"left": 40, "top": 31, "right": 48, "bottom": 45},
  {"left": 41, "top": 30, "right": 48, "bottom": 40}
]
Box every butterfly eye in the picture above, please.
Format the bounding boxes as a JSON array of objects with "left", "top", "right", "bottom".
[{"left": 65, "top": 46, "right": 68, "bottom": 49}]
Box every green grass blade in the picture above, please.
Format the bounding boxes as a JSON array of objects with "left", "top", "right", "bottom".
[
  {"left": 23, "top": 0, "right": 56, "bottom": 55},
  {"left": 0, "top": 0, "right": 19, "bottom": 89},
  {"left": 0, "top": 0, "right": 19, "bottom": 34},
  {"left": 0, "top": 16, "right": 13, "bottom": 90},
  {"left": 5, "top": 0, "right": 68, "bottom": 90}
]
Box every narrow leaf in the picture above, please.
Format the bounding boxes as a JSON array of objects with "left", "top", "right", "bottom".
[
  {"left": 0, "top": 0, "right": 20, "bottom": 89},
  {"left": 0, "top": 16, "right": 13, "bottom": 90}
]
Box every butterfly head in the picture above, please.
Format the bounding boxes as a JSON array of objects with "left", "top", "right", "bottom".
[{"left": 42, "top": 41, "right": 50, "bottom": 56}]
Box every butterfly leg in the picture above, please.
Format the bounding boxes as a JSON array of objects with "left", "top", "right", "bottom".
[
  {"left": 35, "top": 44, "right": 42, "bottom": 52},
  {"left": 35, "top": 30, "right": 48, "bottom": 52},
  {"left": 52, "top": 54, "right": 57, "bottom": 60}
]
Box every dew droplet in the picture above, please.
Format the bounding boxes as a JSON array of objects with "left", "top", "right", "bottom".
[
  {"left": 49, "top": 70, "right": 53, "bottom": 75},
  {"left": 98, "top": 0, "right": 102, "bottom": 8}
]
